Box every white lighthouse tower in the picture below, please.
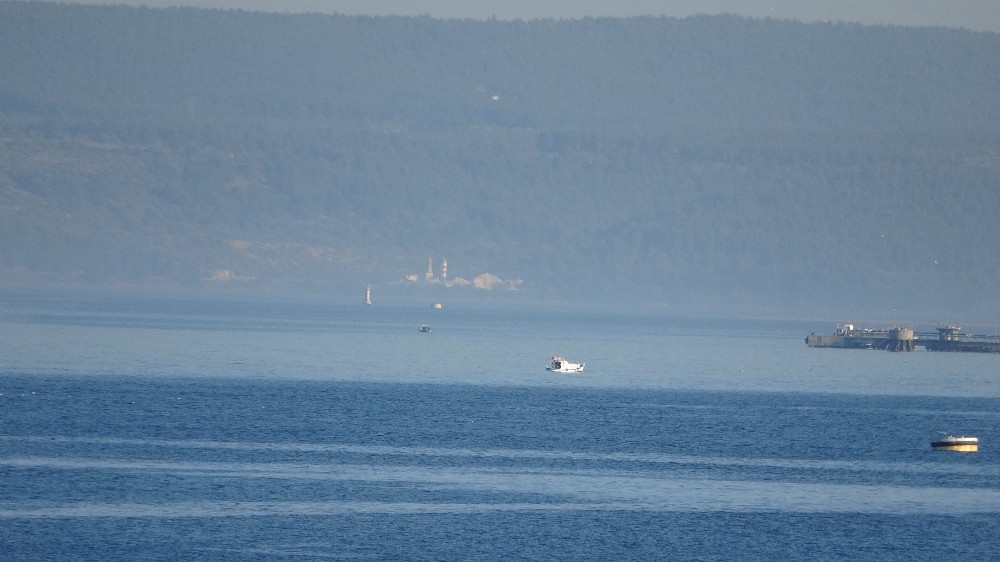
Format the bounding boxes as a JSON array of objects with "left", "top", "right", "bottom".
[{"left": 441, "top": 258, "right": 447, "bottom": 283}]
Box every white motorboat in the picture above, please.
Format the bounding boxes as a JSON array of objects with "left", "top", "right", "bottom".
[
  {"left": 546, "top": 356, "right": 584, "bottom": 373},
  {"left": 931, "top": 435, "right": 978, "bottom": 452}
]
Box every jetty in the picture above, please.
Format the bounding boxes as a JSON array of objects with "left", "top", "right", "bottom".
[{"left": 806, "top": 324, "right": 1000, "bottom": 353}]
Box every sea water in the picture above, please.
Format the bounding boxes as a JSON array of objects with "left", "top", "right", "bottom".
[{"left": 1, "top": 293, "right": 998, "bottom": 560}]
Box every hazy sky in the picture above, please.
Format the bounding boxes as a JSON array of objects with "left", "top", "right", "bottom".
[{"left": 42, "top": 1, "right": 1000, "bottom": 33}]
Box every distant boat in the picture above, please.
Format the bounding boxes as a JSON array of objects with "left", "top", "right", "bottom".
[
  {"left": 432, "top": 303, "right": 442, "bottom": 309},
  {"left": 364, "top": 284, "right": 372, "bottom": 305},
  {"left": 546, "top": 355, "right": 584, "bottom": 373},
  {"left": 931, "top": 435, "right": 978, "bottom": 452},
  {"left": 419, "top": 324, "right": 432, "bottom": 333}
]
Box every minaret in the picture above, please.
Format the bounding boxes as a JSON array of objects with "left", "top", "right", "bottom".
[
  {"left": 425, "top": 257, "right": 434, "bottom": 281},
  {"left": 441, "top": 258, "right": 447, "bottom": 283}
]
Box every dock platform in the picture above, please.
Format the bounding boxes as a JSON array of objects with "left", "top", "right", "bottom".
[{"left": 805, "top": 325, "right": 1000, "bottom": 353}]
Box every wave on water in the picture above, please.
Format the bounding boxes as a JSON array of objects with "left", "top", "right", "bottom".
[
  {"left": 2, "top": 435, "right": 998, "bottom": 477},
  {"left": 2, "top": 436, "right": 999, "bottom": 517}
]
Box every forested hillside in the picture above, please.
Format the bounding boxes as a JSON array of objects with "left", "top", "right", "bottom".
[{"left": 2, "top": 2, "right": 999, "bottom": 320}]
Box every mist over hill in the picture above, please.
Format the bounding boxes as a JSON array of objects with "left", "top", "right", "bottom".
[{"left": 2, "top": 2, "right": 999, "bottom": 321}]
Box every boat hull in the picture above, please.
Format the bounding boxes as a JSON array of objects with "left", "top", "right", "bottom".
[
  {"left": 547, "top": 366, "right": 584, "bottom": 373},
  {"left": 931, "top": 437, "right": 978, "bottom": 452}
]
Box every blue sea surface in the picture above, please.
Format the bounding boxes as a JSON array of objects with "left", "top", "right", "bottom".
[{"left": 1, "top": 294, "right": 998, "bottom": 560}]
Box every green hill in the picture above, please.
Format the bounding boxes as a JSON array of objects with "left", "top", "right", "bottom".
[{"left": 2, "top": 2, "right": 999, "bottom": 320}]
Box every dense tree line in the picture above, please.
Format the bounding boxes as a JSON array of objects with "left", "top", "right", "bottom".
[{"left": 1, "top": 2, "right": 999, "bottom": 320}]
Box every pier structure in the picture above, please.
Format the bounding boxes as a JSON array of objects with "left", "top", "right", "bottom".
[
  {"left": 887, "top": 328, "right": 915, "bottom": 352},
  {"left": 805, "top": 324, "right": 1000, "bottom": 353}
]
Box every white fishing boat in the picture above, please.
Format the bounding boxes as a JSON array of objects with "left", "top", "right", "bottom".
[
  {"left": 546, "top": 356, "right": 584, "bottom": 373},
  {"left": 931, "top": 435, "right": 978, "bottom": 452},
  {"left": 419, "top": 324, "right": 432, "bottom": 333}
]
